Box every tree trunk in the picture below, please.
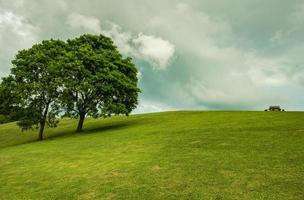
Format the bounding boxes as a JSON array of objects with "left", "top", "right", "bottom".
[
  {"left": 76, "top": 113, "right": 85, "bottom": 132},
  {"left": 38, "top": 121, "right": 45, "bottom": 141},
  {"left": 38, "top": 103, "right": 50, "bottom": 141}
]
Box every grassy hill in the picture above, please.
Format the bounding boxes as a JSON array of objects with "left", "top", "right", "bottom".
[{"left": 0, "top": 111, "right": 303, "bottom": 200}]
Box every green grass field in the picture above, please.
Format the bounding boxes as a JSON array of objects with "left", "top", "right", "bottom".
[{"left": 0, "top": 111, "right": 303, "bottom": 200}]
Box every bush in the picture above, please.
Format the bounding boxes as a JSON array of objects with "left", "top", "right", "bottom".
[{"left": 0, "top": 115, "right": 8, "bottom": 124}]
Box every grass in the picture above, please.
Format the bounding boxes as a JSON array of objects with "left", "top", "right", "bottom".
[{"left": 0, "top": 111, "right": 303, "bottom": 200}]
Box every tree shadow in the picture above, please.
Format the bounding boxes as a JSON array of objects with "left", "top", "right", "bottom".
[
  {"left": 47, "top": 120, "right": 140, "bottom": 140},
  {"left": 83, "top": 122, "right": 135, "bottom": 134},
  {"left": 4, "top": 118, "right": 143, "bottom": 148}
]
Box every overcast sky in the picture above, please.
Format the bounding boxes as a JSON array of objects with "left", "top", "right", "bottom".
[{"left": 1, "top": 0, "right": 304, "bottom": 112}]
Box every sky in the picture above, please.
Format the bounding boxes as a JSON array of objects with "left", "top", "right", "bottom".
[{"left": 0, "top": 0, "right": 304, "bottom": 112}]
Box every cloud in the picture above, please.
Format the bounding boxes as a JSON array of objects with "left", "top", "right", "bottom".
[
  {"left": 67, "top": 13, "right": 101, "bottom": 34},
  {"left": 0, "top": 0, "right": 304, "bottom": 111},
  {"left": 101, "top": 22, "right": 175, "bottom": 70},
  {"left": 0, "top": 9, "right": 39, "bottom": 76},
  {"left": 100, "top": 22, "right": 134, "bottom": 55},
  {"left": 139, "top": 2, "right": 304, "bottom": 110},
  {"left": 0, "top": 10, "right": 36, "bottom": 37},
  {"left": 136, "top": 71, "right": 142, "bottom": 80},
  {"left": 132, "top": 33, "right": 175, "bottom": 69},
  {"left": 291, "top": 2, "right": 304, "bottom": 24},
  {"left": 133, "top": 99, "right": 175, "bottom": 114}
]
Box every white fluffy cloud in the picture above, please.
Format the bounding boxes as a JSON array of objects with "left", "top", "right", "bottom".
[
  {"left": 101, "top": 22, "right": 175, "bottom": 70},
  {"left": 132, "top": 33, "right": 175, "bottom": 69}
]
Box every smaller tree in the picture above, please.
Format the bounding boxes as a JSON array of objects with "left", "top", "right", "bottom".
[
  {"left": 61, "top": 34, "right": 140, "bottom": 132},
  {"left": 10, "top": 39, "right": 66, "bottom": 140},
  {"left": 0, "top": 77, "right": 24, "bottom": 123}
]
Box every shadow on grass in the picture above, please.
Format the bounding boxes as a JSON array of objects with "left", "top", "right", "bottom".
[
  {"left": 47, "top": 120, "right": 139, "bottom": 140},
  {"left": 83, "top": 122, "right": 134, "bottom": 134},
  {"left": 5, "top": 118, "right": 143, "bottom": 148}
]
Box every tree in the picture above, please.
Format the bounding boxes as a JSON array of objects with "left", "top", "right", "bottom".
[
  {"left": 61, "top": 34, "right": 140, "bottom": 132},
  {"left": 10, "top": 39, "right": 66, "bottom": 140},
  {"left": 0, "top": 76, "right": 25, "bottom": 124}
]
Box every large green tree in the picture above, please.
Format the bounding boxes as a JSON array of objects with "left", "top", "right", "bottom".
[
  {"left": 61, "top": 34, "right": 140, "bottom": 132},
  {"left": 10, "top": 39, "right": 66, "bottom": 140}
]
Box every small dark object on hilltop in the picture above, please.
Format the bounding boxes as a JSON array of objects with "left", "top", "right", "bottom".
[{"left": 264, "top": 106, "right": 285, "bottom": 112}]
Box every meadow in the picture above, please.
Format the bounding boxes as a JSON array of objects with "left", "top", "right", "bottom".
[{"left": 0, "top": 111, "right": 303, "bottom": 199}]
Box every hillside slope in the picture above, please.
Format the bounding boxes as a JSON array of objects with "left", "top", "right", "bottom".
[{"left": 0, "top": 111, "right": 303, "bottom": 200}]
